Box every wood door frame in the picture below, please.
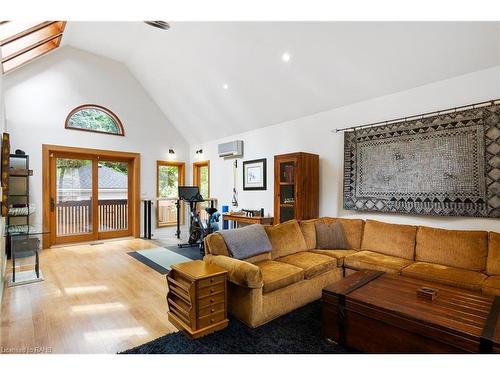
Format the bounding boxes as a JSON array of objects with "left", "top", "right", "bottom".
[
  {"left": 156, "top": 160, "right": 185, "bottom": 228},
  {"left": 193, "top": 160, "right": 210, "bottom": 198},
  {"left": 42, "top": 144, "right": 141, "bottom": 249}
]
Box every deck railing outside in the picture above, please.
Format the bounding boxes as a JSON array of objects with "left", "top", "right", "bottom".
[
  {"left": 157, "top": 198, "right": 218, "bottom": 227},
  {"left": 57, "top": 198, "right": 217, "bottom": 234},
  {"left": 157, "top": 198, "right": 178, "bottom": 226},
  {"left": 56, "top": 199, "right": 128, "bottom": 235},
  {"left": 98, "top": 199, "right": 129, "bottom": 232},
  {"left": 197, "top": 199, "right": 218, "bottom": 223}
]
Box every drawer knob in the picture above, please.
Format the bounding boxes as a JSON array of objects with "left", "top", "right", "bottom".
[
  {"left": 210, "top": 277, "right": 214, "bottom": 283},
  {"left": 210, "top": 288, "right": 214, "bottom": 293},
  {"left": 210, "top": 298, "right": 214, "bottom": 303},
  {"left": 211, "top": 308, "right": 215, "bottom": 313},
  {"left": 210, "top": 318, "right": 215, "bottom": 323}
]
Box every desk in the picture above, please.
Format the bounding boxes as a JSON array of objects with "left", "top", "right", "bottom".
[
  {"left": 222, "top": 213, "right": 274, "bottom": 228},
  {"left": 5, "top": 225, "right": 49, "bottom": 286}
]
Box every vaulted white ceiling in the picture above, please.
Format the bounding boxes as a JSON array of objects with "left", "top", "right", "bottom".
[{"left": 62, "top": 22, "right": 500, "bottom": 144}]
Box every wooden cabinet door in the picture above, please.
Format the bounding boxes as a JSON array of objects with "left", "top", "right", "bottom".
[
  {"left": 274, "top": 152, "right": 319, "bottom": 224},
  {"left": 274, "top": 154, "right": 298, "bottom": 224}
]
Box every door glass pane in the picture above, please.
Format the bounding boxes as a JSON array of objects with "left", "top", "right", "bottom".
[
  {"left": 199, "top": 165, "right": 209, "bottom": 199},
  {"left": 158, "top": 164, "right": 180, "bottom": 226},
  {"left": 98, "top": 161, "right": 129, "bottom": 232},
  {"left": 56, "top": 158, "right": 92, "bottom": 236},
  {"left": 280, "top": 206, "right": 295, "bottom": 223},
  {"left": 279, "top": 161, "right": 295, "bottom": 223},
  {"left": 280, "top": 161, "right": 295, "bottom": 183},
  {"left": 280, "top": 185, "right": 295, "bottom": 205}
]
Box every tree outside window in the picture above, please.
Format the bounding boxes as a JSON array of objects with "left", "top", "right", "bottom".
[
  {"left": 157, "top": 161, "right": 185, "bottom": 227},
  {"left": 158, "top": 165, "right": 180, "bottom": 198},
  {"left": 65, "top": 105, "right": 124, "bottom": 136}
]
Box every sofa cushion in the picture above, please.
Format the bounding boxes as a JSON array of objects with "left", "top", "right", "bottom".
[
  {"left": 277, "top": 251, "right": 338, "bottom": 279},
  {"left": 204, "top": 232, "right": 230, "bottom": 256},
  {"left": 299, "top": 219, "right": 317, "bottom": 250},
  {"left": 344, "top": 250, "right": 413, "bottom": 274},
  {"left": 265, "top": 219, "right": 307, "bottom": 259},
  {"left": 361, "top": 220, "right": 416, "bottom": 260},
  {"left": 255, "top": 260, "right": 304, "bottom": 293},
  {"left": 309, "top": 249, "right": 358, "bottom": 266},
  {"left": 401, "top": 262, "right": 487, "bottom": 291},
  {"left": 316, "top": 217, "right": 365, "bottom": 249},
  {"left": 315, "top": 221, "right": 350, "bottom": 250},
  {"left": 415, "top": 226, "right": 488, "bottom": 271},
  {"left": 482, "top": 276, "right": 500, "bottom": 296},
  {"left": 243, "top": 252, "right": 272, "bottom": 264},
  {"left": 486, "top": 231, "right": 500, "bottom": 275}
]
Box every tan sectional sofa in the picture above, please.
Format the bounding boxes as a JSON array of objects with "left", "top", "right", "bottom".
[
  {"left": 203, "top": 217, "right": 500, "bottom": 328},
  {"left": 204, "top": 220, "right": 343, "bottom": 328},
  {"left": 340, "top": 219, "right": 496, "bottom": 294}
]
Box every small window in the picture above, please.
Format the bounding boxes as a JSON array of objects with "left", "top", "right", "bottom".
[
  {"left": 65, "top": 105, "right": 124, "bottom": 136},
  {"left": 157, "top": 161, "right": 185, "bottom": 227},
  {"left": 193, "top": 161, "right": 210, "bottom": 199}
]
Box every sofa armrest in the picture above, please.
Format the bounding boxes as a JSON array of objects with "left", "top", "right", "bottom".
[{"left": 204, "top": 254, "right": 263, "bottom": 289}]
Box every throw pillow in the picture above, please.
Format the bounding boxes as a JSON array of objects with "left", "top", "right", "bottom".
[
  {"left": 264, "top": 219, "right": 307, "bottom": 259},
  {"left": 315, "top": 221, "right": 350, "bottom": 250},
  {"left": 220, "top": 224, "right": 273, "bottom": 260}
]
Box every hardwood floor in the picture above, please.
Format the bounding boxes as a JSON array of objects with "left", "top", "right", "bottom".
[{"left": 0, "top": 238, "right": 179, "bottom": 354}]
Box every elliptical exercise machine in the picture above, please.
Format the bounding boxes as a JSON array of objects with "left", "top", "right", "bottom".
[{"left": 176, "top": 186, "right": 219, "bottom": 254}]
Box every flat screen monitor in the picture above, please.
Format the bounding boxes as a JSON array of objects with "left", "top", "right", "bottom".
[{"left": 178, "top": 186, "right": 202, "bottom": 201}]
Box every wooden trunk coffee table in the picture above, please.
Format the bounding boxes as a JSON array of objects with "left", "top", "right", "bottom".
[{"left": 322, "top": 270, "right": 500, "bottom": 353}]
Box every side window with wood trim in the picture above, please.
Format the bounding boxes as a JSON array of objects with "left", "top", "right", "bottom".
[
  {"left": 193, "top": 161, "right": 210, "bottom": 199},
  {"left": 157, "top": 161, "right": 185, "bottom": 227}
]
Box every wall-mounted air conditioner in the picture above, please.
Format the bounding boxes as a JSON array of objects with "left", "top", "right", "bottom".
[{"left": 218, "top": 140, "right": 243, "bottom": 158}]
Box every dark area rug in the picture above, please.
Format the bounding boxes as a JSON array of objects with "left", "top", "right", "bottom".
[
  {"left": 121, "top": 301, "right": 351, "bottom": 354},
  {"left": 151, "top": 239, "right": 204, "bottom": 260},
  {"left": 164, "top": 245, "right": 203, "bottom": 260}
]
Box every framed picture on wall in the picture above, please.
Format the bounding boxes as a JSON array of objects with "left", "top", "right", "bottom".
[{"left": 243, "top": 158, "right": 267, "bottom": 191}]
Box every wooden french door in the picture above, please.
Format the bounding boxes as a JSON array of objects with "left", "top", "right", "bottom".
[
  {"left": 43, "top": 145, "right": 140, "bottom": 247},
  {"left": 50, "top": 152, "right": 96, "bottom": 244}
]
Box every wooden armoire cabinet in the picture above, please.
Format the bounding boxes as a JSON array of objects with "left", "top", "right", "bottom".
[{"left": 274, "top": 152, "right": 319, "bottom": 224}]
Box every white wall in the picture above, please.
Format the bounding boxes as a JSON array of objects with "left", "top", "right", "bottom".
[
  {"left": 3, "top": 46, "right": 189, "bottom": 236},
  {"left": 191, "top": 66, "right": 500, "bottom": 232}
]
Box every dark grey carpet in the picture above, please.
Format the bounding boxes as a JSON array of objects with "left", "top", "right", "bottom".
[
  {"left": 120, "top": 301, "right": 350, "bottom": 354},
  {"left": 164, "top": 245, "right": 203, "bottom": 260},
  {"left": 151, "top": 239, "right": 203, "bottom": 260}
]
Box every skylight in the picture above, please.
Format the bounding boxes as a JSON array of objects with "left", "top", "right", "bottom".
[{"left": 0, "top": 21, "right": 66, "bottom": 74}]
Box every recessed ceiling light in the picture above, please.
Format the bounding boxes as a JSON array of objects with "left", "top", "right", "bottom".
[
  {"left": 223, "top": 84, "right": 229, "bottom": 90},
  {"left": 281, "top": 52, "right": 291, "bottom": 62}
]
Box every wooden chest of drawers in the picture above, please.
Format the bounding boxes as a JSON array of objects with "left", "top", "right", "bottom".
[{"left": 166, "top": 260, "right": 228, "bottom": 339}]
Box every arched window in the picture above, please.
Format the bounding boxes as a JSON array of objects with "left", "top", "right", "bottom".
[{"left": 65, "top": 104, "right": 124, "bottom": 136}]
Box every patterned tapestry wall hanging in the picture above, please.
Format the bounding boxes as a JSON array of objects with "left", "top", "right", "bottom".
[{"left": 343, "top": 101, "right": 500, "bottom": 217}]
